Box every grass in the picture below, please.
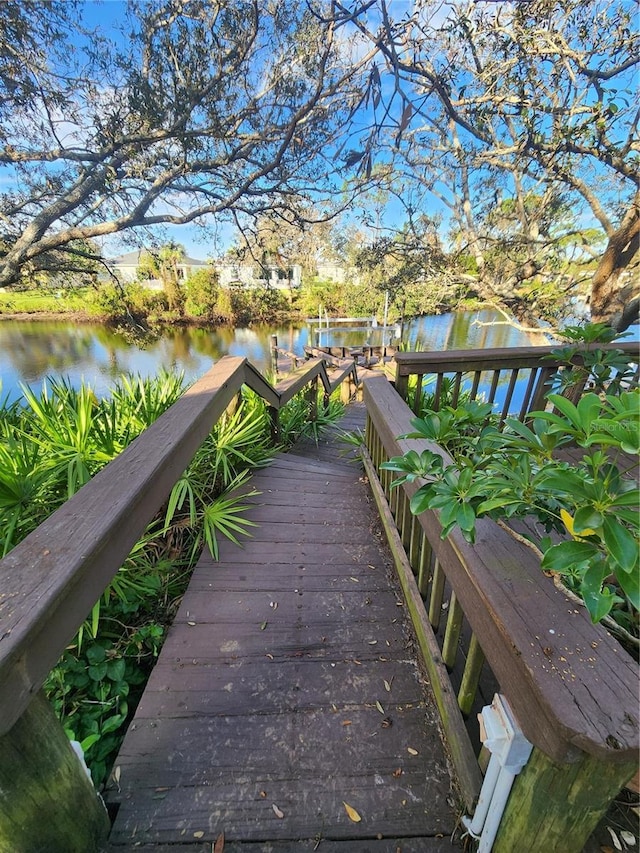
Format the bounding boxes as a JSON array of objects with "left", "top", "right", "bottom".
[{"left": 0, "top": 287, "right": 93, "bottom": 315}]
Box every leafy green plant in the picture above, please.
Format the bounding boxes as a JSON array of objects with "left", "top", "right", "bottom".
[
  {"left": 382, "top": 389, "right": 639, "bottom": 638},
  {"left": 547, "top": 322, "right": 635, "bottom": 397},
  {"left": 2, "top": 371, "right": 280, "bottom": 786}
]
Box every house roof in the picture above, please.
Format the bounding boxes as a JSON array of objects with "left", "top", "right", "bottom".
[{"left": 108, "top": 250, "right": 210, "bottom": 267}]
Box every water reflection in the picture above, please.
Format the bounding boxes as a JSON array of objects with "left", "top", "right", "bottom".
[{"left": 0, "top": 310, "right": 546, "bottom": 403}]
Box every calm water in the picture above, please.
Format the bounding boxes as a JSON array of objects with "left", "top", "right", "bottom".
[{"left": 0, "top": 309, "right": 549, "bottom": 403}]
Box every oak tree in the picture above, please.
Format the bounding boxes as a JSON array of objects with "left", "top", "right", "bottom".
[{"left": 0, "top": 0, "right": 371, "bottom": 287}]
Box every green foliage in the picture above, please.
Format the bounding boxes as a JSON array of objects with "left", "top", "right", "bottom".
[
  {"left": 0, "top": 287, "right": 92, "bottom": 315},
  {"left": 227, "top": 284, "right": 290, "bottom": 324},
  {"left": 548, "top": 322, "right": 635, "bottom": 395},
  {"left": 89, "top": 281, "right": 168, "bottom": 323},
  {"left": 382, "top": 384, "right": 639, "bottom": 631},
  {"left": 277, "top": 387, "right": 345, "bottom": 446},
  {"left": 1, "top": 372, "right": 282, "bottom": 785},
  {"left": 184, "top": 268, "right": 219, "bottom": 319}
]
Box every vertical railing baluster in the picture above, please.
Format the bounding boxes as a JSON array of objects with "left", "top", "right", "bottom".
[
  {"left": 519, "top": 368, "right": 538, "bottom": 421},
  {"left": 500, "top": 369, "right": 519, "bottom": 423},
  {"left": 452, "top": 372, "right": 462, "bottom": 407},
  {"left": 417, "top": 532, "right": 432, "bottom": 597},
  {"left": 442, "top": 593, "right": 463, "bottom": 669},
  {"left": 470, "top": 370, "right": 481, "bottom": 402},
  {"left": 408, "top": 514, "right": 420, "bottom": 574},
  {"left": 488, "top": 370, "right": 500, "bottom": 406},
  {"left": 457, "top": 634, "right": 485, "bottom": 716},
  {"left": 413, "top": 374, "right": 424, "bottom": 414},
  {"left": 428, "top": 558, "right": 445, "bottom": 630},
  {"left": 434, "top": 373, "right": 443, "bottom": 410}
]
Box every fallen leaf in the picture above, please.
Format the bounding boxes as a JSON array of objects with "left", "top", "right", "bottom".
[
  {"left": 384, "top": 679, "right": 391, "bottom": 692},
  {"left": 382, "top": 717, "right": 393, "bottom": 728},
  {"left": 214, "top": 832, "right": 225, "bottom": 853},
  {"left": 270, "top": 601, "right": 278, "bottom": 610},
  {"left": 375, "top": 700, "right": 385, "bottom": 714},
  {"left": 600, "top": 847, "right": 614, "bottom": 853},
  {"left": 407, "top": 747, "right": 419, "bottom": 755},
  {"left": 272, "top": 804, "right": 284, "bottom": 819},
  {"left": 621, "top": 830, "right": 636, "bottom": 846},
  {"left": 266, "top": 653, "right": 274, "bottom": 660},
  {"left": 368, "top": 640, "right": 378, "bottom": 645},
  {"left": 193, "top": 831, "right": 204, "bottom": 838},
  {"left": 187, "top": 621, "right": 196, "bottom": 626},
  {"left": 260, "top": 621, "right": 268, "bottom": 630},
  {"left": 342, "top": 720, "right": 352, "bottom": 726},
  {"left": 392, "top": 768, "right": 403, "bottom": 778},
  {"left": 350, "top": 576, "right": 360, "bottom": 582},
  {"left": 259, "top": 791, "right": 267, "bottom": 798},
  {"left": 343, "top": 802, "right": 362, "bottom": 822}
]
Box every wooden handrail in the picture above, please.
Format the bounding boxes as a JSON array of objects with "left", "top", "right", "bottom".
[
  {"left": 393, "top": 342, "right": 639, "bottom": 418},
  {"left": 0, "top": 356, "right": 352, "bottom": 735},
  {"left": 394, "top": 342, "right": 639, "bottom": 374},
  {"left": 363, "top": 374, "right": 639, "bottom": 765}
]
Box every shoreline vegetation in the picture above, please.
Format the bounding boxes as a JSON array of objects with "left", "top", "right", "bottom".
[{"left": 0, "top": 280, "right": 492, "bottom": 332}]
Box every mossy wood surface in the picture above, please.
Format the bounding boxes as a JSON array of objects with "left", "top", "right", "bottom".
[
  {"left": 0, "top": 692, "right": 109, "bottom": 853},
  {"left": 494, "top": 747, "right": 638, "bottom": 853}
]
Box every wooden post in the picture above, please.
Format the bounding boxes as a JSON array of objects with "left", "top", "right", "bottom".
[
  {"left": 270, "top": 334, "right": 278, "bottom": 375},
  {"left": 0, "top": 692, "right": 109, "bottom": 853},
  {"left": 267, "top": 405, "right": 280, "bottom": 444},
  {"left": 494, "top": 748, "right": 638, "bottom": 853},
  {"left": 307, "top": 375, "right": 318, "bottom": 423}
]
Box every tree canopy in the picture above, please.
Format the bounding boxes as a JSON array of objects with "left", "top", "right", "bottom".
[
  {"left": 345, "top": 0, "right": 639, "bottom": 329},
  {"left": 1, "top": 0, "right": 638, "bottom": 330},
  {"left": 0, "top": 0, "right": 370, "bottom": 286}
]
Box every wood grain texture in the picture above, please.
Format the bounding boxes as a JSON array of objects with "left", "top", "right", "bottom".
[
  {"left": 363, "top": 375, "right": 639, "bottom": 764},
  {"left": 105, "top": 403, "right": 459, "bottom": 849}
]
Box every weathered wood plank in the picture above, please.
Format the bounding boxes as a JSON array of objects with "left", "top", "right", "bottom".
[
  {"left": 109, "top": 766, "right": 454, "bottom": 845},
  {"left": 133, "top": 659, "right": 428, "bottom": 719},
  {"left": 106, "top": 402, "right": 457, "bottom": 848},
  {"left": 0, "top": 357, "right": 250, "bottom": 735},
  {"left": 187, "top": 560, "right": 392, "bottom": 591},
  {"left": 107, "top": 840, "right": 454, "bottom": 852},
  {"left": 364, "top": 375, "right": 639, "bottom": 763}
]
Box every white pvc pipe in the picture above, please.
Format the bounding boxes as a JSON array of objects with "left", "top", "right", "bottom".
[
  {"left": 478, "top": 765, "right": 518, "bottom": 853},
  {"left": 466, "top": 752, "right": 502, "bottom": 837}
]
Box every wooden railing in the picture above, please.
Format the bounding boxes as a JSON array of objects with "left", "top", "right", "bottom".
[
  {"left": 0, "top": 355, "right": 358, "bottom": 852},
  {"left": 394, "top": 342, "right": 639, "bottom": 417},
  {"left": 305, "top": 343, "right": 397, "bottom": 366},
  {"left": 361, "top": 367, "right": 639, "bottom": 852}
]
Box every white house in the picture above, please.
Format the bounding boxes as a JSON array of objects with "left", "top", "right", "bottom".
[
  {"left": 106, "top": 250, "right": 211, "bottom": 289},
  {"left": 106, "top": 251, "right": 301, "bottom": 291},
  {"left": 215, "top": 260, "right": 302, "bottom": 290}
]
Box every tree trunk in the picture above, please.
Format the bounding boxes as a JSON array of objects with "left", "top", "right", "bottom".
[{"left": 590, "top": 190, "right": 640, "bottom": 332}]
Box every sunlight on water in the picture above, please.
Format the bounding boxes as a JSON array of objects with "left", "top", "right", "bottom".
[{"left": 0, "top": 309, "right": 549, "bottom": 403}]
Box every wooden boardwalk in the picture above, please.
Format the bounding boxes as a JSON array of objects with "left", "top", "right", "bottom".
[{"left": 105, "top": 404, "right": 460, "bottom": 851}]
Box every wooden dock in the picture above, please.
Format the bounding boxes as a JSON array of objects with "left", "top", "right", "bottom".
[{"left": 104, "top": 404, "right": 460, "bottom": 850}]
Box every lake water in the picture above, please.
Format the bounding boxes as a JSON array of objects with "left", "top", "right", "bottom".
[{"left": 0, "top": 309, "right": 550, "bottom": 403}]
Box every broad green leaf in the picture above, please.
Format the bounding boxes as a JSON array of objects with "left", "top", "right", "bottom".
[
  {"left": 582, "top": 587, "right": 615, "bottom": 623},
  {"left": 572, "top": 506, "right": 603, "bottom": 534},
  {"left": 617, "top": 567, "right": 640, "bottom": 610},
  {"left": 456, "top": 503, "right": 475, "bottom": 533},
  {"left": 602, "top": 516, "right": 638, "bottom": 573},
  {"left": 541, "top": 540, "right": 599, "bottom": 572},
  {"left": 409, "top": 487, "right": 432, "bottom": 515}
]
